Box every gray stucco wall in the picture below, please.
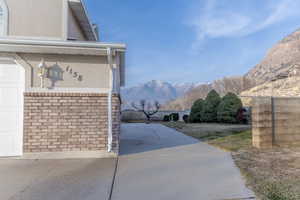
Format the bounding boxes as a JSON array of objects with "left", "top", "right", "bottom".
[
  {"left": 18, "top": 53, "right": 111, "bottom": 89},
  {"left": 6, "top": 0, "right": 63, "bottom": 39}
]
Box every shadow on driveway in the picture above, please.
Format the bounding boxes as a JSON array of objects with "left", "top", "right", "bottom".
[{"left": 120, "top": 123, "right": 199, "bottom": 155}]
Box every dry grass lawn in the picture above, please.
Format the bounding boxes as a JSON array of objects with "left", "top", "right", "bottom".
[
  {"left": 162, "top": 122, "right": 300, "bottom": 200},
  {"left": 161, "top": 121, "right": 250, "bottom": 141}
]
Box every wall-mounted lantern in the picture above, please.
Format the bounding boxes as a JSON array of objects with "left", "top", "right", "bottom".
[
  {"left": 38, "top": 59, "right": 47, "bottom": 88},
  {"left": 47, "top": 63, "right": 64, "bottom": 88}
]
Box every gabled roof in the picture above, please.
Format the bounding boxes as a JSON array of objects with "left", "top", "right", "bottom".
[{"left": 68, "top": 0, "right": 98, "bottom": 41}]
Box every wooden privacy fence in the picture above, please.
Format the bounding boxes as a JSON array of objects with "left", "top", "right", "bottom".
[{"left": 252, "top": 97, "right": 300, "bottom": 149}]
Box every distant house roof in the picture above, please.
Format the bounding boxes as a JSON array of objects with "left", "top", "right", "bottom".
[{"left": 68, "top": 0, "right": 98, "bottom": 41}]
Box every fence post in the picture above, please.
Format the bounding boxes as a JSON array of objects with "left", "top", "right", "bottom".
[{"left": 252, "top": 97, "right": 274, "bottom": 149}]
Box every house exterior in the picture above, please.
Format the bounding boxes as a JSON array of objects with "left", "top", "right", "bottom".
[{"left": 0, "top": 0, "right": 126, "bottom": 158}]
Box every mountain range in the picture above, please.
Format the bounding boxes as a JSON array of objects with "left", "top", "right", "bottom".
[
  {"left": 121, "top": 80, "right": 201, "bottom": 109},
  {"left": 163, "top": 76, "right": 255, "bottom": 110},
  {"left": 122, "top": 28, "right": 300, "bottom": 110}
]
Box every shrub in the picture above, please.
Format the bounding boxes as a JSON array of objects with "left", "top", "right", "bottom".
[
  {"left": 183, "top": 115, "right": 189, "bottom": 123},
  {"left": 217, "top": 92, "right": 242, "bottom": 123},
  {"left": 190, "top": 98, "right": 205, "bottom": 123},
  {"left": 169, "top": 113, "right": 179, "bottom": 121},
  {"left": 201, "top": 90, "right": 221, "bottom": 122},
  {"left": 236, "top": 108, "right": 249, "bottom": 124},
  {"left": 163, "top": 115, "right": 170, "bottom": 122}
]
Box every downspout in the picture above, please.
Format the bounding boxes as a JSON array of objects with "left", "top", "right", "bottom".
[{"left": 107, "top": 47, "right": 114, "bottom": 152}]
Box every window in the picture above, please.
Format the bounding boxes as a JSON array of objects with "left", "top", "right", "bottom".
[{"left": 0, "top": 0, "right": 8, "bottom": 36}]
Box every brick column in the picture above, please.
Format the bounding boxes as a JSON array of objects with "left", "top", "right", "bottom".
[{"left": 252, "top": 97, "right": 273, "bottom": 149}]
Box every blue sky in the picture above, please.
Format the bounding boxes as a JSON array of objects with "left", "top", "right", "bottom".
[{"left": 85, "top": 0, "right": 300, "bottom": 87}]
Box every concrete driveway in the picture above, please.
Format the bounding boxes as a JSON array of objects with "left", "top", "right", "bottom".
[
  {"left": 0, "top": 158, "right": 116, "bottom": 200},
  {"left": 112, "top": 123, "right": 255, "bottom": 200},
  {"left": 0, "top": 123, "right": 255, "bottom": 200}
]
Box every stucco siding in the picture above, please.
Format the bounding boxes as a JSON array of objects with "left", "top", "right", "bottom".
[
  {"left": 18, "top": 53, "right": 110, "bottom": 89},
  {"left": 6, "top": 0, "right": 63, "bottom": 39},
  {"left": 67, "top": 7, "right": 87, "bottom": 41}
]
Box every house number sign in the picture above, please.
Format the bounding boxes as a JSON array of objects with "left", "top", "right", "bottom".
[{"left": 66, "top": 66, "right": 83, "bottom": 81}]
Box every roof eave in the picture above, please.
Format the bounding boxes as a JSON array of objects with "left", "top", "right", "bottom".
[
  {"left": 0, "top": 38, "right": 126, "bottom": 56},
  {"left": 68, "top": 0, "right": 98, "bottom": 41}
]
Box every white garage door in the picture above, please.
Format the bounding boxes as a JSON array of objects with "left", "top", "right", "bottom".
[{"left": 0, "top": 62, "right": 25, "bottom": 157}]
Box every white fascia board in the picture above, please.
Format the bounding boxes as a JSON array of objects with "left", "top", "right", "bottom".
[
  {"left": 0, "top": 44, "right": 107, "bottom": 56},
  {"left": 0, "top": 38, "right": 126, "bottom": 49},
  {"left": 0, "top": 38, "right": 126, "bottom": 56},
  {"left": 68, "top": 0, "right": 98, "bottom": 41}
]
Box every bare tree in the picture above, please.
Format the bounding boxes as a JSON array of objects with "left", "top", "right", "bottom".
[{"left": 131, "top": 100, "right": 160, "bottom": 121}]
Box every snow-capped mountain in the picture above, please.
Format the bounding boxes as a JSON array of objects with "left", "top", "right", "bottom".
[
  {"left": 173, "top": 82, "right": 203, "bottom": 96},
  {"left": 121, "top": 80, "right": 200, "bottom": 109}
]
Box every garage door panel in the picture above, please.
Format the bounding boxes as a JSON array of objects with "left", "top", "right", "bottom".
[
  {"left": 0, "top": 63, "right": 24, "bottom": 157},
  {"left": 0, "top": 87, "right": 20, "bottom": 107},
  {"left": 0, "top": 65, "right": 22, "bottom": 82},
  {"left": 0, "top": 111, "right": 18, "bottom": 132},
  {"left": 0, "top": 134, "right": 15, "bottom": 156}
]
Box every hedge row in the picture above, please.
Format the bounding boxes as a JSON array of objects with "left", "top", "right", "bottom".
[
  {"left": 189, "top": 90, "right": 243, "bottom": 123},
  {"left": 163, "top": 113, "right": 179, "bottom": 122}
]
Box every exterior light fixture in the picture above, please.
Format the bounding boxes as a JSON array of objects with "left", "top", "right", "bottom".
[{"left": 38, "top": 59, "right": 47, "bottom": 88}]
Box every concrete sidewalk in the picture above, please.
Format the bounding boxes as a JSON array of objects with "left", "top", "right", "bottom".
[
  {"left": 112, "top": 123, "right": 255, "bottom": 200},
  {"left": 0, "top": 158, "right": 116, "bottom": 200}
]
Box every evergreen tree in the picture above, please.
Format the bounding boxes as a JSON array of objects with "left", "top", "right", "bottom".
[
  {"left": 190, "top": 98, "right": 205, "bottom": 122},
  {"left": 201, "top": 90, "right": 221, "bottom": 122},
  {"left": 217, "top": 92, "right": 243, "bottom": 123}
]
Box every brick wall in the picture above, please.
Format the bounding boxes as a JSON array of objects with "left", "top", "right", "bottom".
[
  {"left": 23, "top": 92, "right": 120, "bottom": 153},
  {"left": 252, "top": 97, "right": 300, "bottom": 148}
]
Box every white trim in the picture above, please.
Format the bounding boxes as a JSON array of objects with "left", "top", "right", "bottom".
[
  {"left": 0, "top": 44, "right": 108, "bottom": 56},
  {"left": 25, "top": 87, "right": 110, "bottom": 93},
  {"left": 0, "top": 38, "right": 126, "bottom": 49},
  {"left": 0, "top": 0, "right": 8, "bottom": 36},
  {"left": 0, "top": 38, "right": 125, "bottom": 56},
  {"left": 0, "top": 53, "right": 34, "bottom": 88},
  {"left": 107, "top": 47, "right": 113, "bottom": 152},
  {"left": 19, "top": 63, "right": 25, "bottom": 156}
]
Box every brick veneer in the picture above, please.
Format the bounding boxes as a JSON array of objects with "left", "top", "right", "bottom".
[{"left": 23, "top": 92, "right": 120, "bottom": 153}]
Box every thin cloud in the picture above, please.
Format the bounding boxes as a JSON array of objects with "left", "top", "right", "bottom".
[{"left": 189, "top": 0, "right": 300, "bottom": 41}]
